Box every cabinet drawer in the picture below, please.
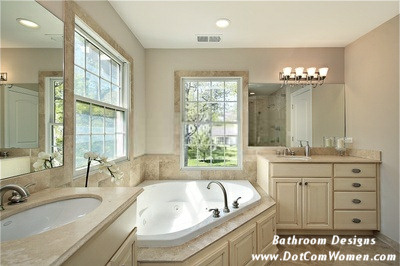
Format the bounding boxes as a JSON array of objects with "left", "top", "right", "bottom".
[
  {"left": 334, "top": 192, "right": 376, "bottom": 210},
  {"left": 334, "top": 164, "right": 376, "bottom": 177},
  {"left": 334, "top": 211, "right": 377, "bottom": 229},
  {"left": 271, "top": 163, "right": 332, "bottom": 177},
  {"left": 334, "top": 178, "right": 376, "bottom": 191}
]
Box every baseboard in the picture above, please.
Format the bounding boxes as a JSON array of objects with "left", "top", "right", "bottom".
[
  {"left": 277, "top": 229, "right": 374, "bottom": 236},
  {"left": 374, "top": 232, "right": 400, "bottom": 252}
]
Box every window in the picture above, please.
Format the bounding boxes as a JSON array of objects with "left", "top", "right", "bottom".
[
  {"left": 181, "top": 78, "right": 241, "bottom": 169},
  {"left": 46, "top": 77, "right": 64, "bottom": 161},
  {"left": 74, "top": 23, "right": 129, "bottom": 172}
]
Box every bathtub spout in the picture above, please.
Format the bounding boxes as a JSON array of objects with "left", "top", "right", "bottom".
[{"left": 207, "top": 181, "right": 230, "bottom": 213}]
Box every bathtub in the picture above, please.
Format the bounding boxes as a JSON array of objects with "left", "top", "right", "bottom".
[{"left": 136, "top": 180, "right": 261, "bottom": 247}]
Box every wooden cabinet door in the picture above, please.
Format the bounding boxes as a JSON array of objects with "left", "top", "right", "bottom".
[
  {"left": 229, "top": 224, "right": 257, "bottom": 266},
  {"left": 107, "top": 228, "right": 137, "bottom": 266},
  {"left": 302, "top": 178, "right": 332, "bottom": 229},
  {"left": 193, "top": 242, "right": 229, "bottom": 266},
  {"left": 256, "top": 211, "right": 278, "bottom": 257},
  {"left": 272, "top": 178, "right": 302, "bottom": 229}
]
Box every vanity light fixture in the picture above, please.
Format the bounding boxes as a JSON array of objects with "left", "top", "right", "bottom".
[
  {"left": 16, "top": 18, "right": 40, "bottom": 29},
  {"left": 0, "top": 73, "right": 7, "bottom": 81},
  {"left": 216, "top": 18, "right": 230, "bottom": 28},
  {"left": 280, "top": 66, "right": 329, "bottom": 88}
]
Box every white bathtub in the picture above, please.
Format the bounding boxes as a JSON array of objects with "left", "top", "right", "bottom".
[{"left": 136, "top": 180, "right": 261, "bottom": 247}]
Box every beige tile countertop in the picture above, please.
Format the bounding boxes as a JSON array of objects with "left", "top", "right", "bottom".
[
  {"left": 259, "top": 154, "right": 381, "bottom": 163},
  {"left": 137, "top": 183, "right": 275, "bottom": 263},
  {"left": 0, "top": 187, "right": 143, "bottom": 266}
]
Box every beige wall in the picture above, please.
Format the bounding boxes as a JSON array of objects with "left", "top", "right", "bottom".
[
  {"left": 145, "top": 48, "right": 344, "bottom": 154},
  {"left": 345, "top": 16, "right": 399, "bottom": 242},
  {"left": 0, "top": 48, "right": 63, "bottom": 84}
]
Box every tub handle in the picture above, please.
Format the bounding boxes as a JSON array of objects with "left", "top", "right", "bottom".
[
  {"left": 232, "top": 197, "right": 242, "bottom": 209},
  {"left": 209, "top": 208, "right": 220, "bottom": 218}
]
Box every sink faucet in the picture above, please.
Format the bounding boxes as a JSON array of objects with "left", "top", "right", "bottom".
[
  {"left": 283, "top": 147, "right": 294, "bottom": 156},
  {"left": 0, "top": 184, "right": 30, "bottom": 211},
  {"left": 207, "top": 181, "right": 230, "bottom": 213}
]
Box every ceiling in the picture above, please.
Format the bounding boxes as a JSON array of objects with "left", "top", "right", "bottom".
[
  {"left": 1, "top": 0, "right": 63, "bottom": 48},
  {"left": 110, "top": 1, "right": 399, "bottom": 49}
]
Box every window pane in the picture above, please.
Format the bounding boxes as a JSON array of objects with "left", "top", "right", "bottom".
[
  {"left": 225, "top": 102, "right": 237, "bottom": 122},
  {"left": 86, "top": 42, "right": 99, "bottom": 74},
  {"left": 52, "top": 125, "right": 63, "bottom": 153},
  {"left": 225, "top": 81, "right": 238, "bottom": 101},
  {"left": 184, "top": 82, "right": 197, "bottom": 102},
  {"left": 54, "top": 81, "right": 63, "bottom": 100},
  {"left": 100, "top": 79, "right": 111, "bottom": 103},
  {"left": 212, "top": 81, "right": 224, "bottom": 101},
  {"left": 198, "top": 82, "right": 211, "bottom": 101},
  {"left": 211, "top": 103, "right": 224, "bottom": 122},
  {"left": 74, "top": 66, "right": 85, "bottom": 97},
  {"left": 183, "top": 123, "right": 197, "bottom": 145},
  {"left": 211, "top": 123, "right": 224, "bottom": 139},
  {"left": 211, "top": 146, "right": 225, "bottom": 166},
  {"left": 100, "top": 53, "right": 111, "bottom": 81},
  {"left": 116, "top": 111, "right": 124, "bottom": 133},
  {"left": 116, "top": 133, "right": 125, "bottom": 157},
  {"left": 91, "top": 105, "right": 104, "bottom": 134},
  {"left": 111, "top": 85, "right": 120, "bottom": 106},
  {"left": 91, "top": 135, "right": 104, "bottom": 155},
  {"left": 186, "top": 145, "right": 198, "bottom": 167},
  {"left": 74, "top": 32, "right": 85, "bottom": 67},
  {"left": 76, "top": 135, "right": 90, "bottom": 168},
  {"left": 86, "top": 71, "right": 99, "bottom": 100},
  {"left": 105, "top": 108, "right": 115, "bottom": 134},
  {"left": 55, "top": 99, "right": 63, "bottom": 123},
  {"left": 112, "top": 60, "right": 120, "bottom": 86},
  {"left": 76, "top": 101, "right": 90, "bottom": 134},
  {"left": 198, "top": 103, "right": 211, "bottom": 122},
  {"left": 225, "top": 145, "right": 238, "bottom": 166},
  {"left": 184, "top": 102, "right": 197, "bottom": 122},
  {"left": 225, "top": 124, "right": 238, "bottom": 135},
  {"left": 105, "top": 134, "right": 115, "bottom": 159}
]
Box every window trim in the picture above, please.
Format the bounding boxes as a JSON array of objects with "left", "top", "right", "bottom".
[
  {"left": 180, "top": 77, "right": 243, "bottom": 170},
  {"left": 73, "top": 17, "right": 131, "bottom": 177}
]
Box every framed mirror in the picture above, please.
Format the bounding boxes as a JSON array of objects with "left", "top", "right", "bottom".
[
  {"left": 0, "top": 1, "right": 64, "bottom": 179},
  {"left": 248, "top": 83, "right": 345, "bottom": 147}
]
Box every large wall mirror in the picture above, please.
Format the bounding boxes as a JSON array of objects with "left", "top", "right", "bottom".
[
  {"left": 249, "top": 83, "right": 345, "bottom": 147},
  {"left": 0, "top": 1, "right": 64, "bottom": 179}
]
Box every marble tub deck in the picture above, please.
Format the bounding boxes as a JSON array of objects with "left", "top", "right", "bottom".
[{"left": 270, "top": 235, "right": 399, "bottom": 266}]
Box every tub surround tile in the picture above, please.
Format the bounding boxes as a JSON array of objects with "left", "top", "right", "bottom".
[
  {"left": 0, "top": 187, "right": 143, "bottom": 266},
  {"left": 137, "top": 183, "right": 275, "bottom": 262}
]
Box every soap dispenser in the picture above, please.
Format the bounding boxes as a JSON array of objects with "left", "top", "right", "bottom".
[{"left": 305, "top": 141, "right": 311, "bottom": 157}]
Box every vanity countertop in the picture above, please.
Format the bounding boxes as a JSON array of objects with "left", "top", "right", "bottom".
[
  {"left": 0, "top": 187, "right": 143, "bottom": 266},
  {"left": 259, "top": 154, "right": 381, "bottom": 163}
]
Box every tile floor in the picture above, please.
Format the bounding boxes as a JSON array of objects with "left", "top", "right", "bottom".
[{"left": 269, "top": 235, "right": 399, "bottom": 265}]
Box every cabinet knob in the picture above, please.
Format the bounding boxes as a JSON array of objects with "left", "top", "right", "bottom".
[
  {"left": 304, "top": 182, "right": 308, "bottom": 186},
  {"left": 352, "top": 168, "right": 361, "bottom": 173},
  {"left": 299, "top": 182, "right": 302, "bottom": 186},
  {"left": 352, "top": 218, "right": 361, "bottom": 223},
  {"left": 352, "top": 183, "right": 361, "bottom": 187},
  {"left": 352, "top": 199, "right": 361, "bottom": 204}
]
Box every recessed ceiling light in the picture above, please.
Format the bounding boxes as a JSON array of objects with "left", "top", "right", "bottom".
[
  {"left": 216, "top": 18, "right": 230, "bottom": 28},
  {"left": 250, "top": 92, "right": 256, "bottom": 95},
  {"left": 16, "top": 18, "right": 40, "bottom": 29}
]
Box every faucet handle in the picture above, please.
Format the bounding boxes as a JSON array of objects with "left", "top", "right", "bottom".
[
  {"left": 8, "top": 191, "right": 27, "bottom": 204},
  {"left": 208, "top": 208, "right": 220, "bottom": 218},
  {"left": 232, "top": 197, "right": 241, "bottom": 208}
]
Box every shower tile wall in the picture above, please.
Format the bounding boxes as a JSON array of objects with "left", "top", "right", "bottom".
[{"left": 249, "top": 88, "right": 286, "bottom": 146}]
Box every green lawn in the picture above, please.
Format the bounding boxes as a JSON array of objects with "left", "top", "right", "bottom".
[{"left": 187, "top": 146, "right": 238, "bottom": 167}]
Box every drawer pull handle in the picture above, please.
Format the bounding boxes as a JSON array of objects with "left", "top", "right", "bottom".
[
  {"left": 352, "top": 218, "right": 361, "bottom": 223},
  {"left": 352, "top": 183, "right": 361, "bottom": 187},
  {"left": 352, "top": 199, "right": 361, "bottom": 204},
  {"left": 352, "top": 168, "right": 362, "bottom": 173}
]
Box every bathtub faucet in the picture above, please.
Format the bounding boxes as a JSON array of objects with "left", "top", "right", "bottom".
[{"left": 207, "top": 181, "right": 230, "bottom": 213}]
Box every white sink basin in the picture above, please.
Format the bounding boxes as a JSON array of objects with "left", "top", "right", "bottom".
[
  {"left": 278, "top": 155, "right": 311, "bottom": 161},
  {"left": 1, "top": 197, "right": 101, "bottom": 242}
]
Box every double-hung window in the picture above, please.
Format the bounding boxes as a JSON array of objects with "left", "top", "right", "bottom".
[
  {"left": 181, "top": 78, "right": 242, "bottom": 169},
  {"left": 73, "top": 23, "right": 129, "bottom": 172}
]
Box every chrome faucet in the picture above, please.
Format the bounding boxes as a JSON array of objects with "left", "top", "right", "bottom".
[
  {"left": 207, "top": 181, "right": 230, "bottom": 213},
  {"left": 283, "top": 147, "right": 294, "bottom": 156},
  {"left": 0, "top": 184, "right": 30, "bottom": 211}
]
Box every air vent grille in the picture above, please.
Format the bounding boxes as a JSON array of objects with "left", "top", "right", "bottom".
[{"left": 196, "top": 35, "right": 222, "bottom": 43}]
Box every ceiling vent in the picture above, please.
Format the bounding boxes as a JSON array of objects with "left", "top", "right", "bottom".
[{"left": 196, "top": 35, "right": 222, "bottom": 43}]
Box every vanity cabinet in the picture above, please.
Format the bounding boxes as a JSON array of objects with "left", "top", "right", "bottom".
[
  {"left": 272, "top": 176, "right": 332, "bottom": 229},
  {"left": 107, "top": 228, "right": 137, "bottom": 266}
]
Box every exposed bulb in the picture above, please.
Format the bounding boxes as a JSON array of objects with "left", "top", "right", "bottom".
[{"left": 283, "top": 67, "right": 292, "bottom": 76}]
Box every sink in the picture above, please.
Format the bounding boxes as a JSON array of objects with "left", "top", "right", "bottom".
[
  {"left": 277, "top": 155, "right": 311, "bottom": 161},
  {"left": 1, "top": 197, "right": 101, "bottom": 242}
]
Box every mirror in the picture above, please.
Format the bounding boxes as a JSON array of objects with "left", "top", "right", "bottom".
[
  {"left": 0, "top": 1, "right": 64, "bottom": 179},
  {"left": 248, "top": 83, "right": 345, "bottom": 147}
]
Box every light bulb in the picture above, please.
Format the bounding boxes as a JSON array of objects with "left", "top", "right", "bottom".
[
  {"left": 307, "top": 67, "right": 316, "bottom": 77},
  {"left": 319, "top": 67, "right": 329, "bottom": 77},
  {"left": 295, "top": 67, "right": 304, "bottom": 77}
]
